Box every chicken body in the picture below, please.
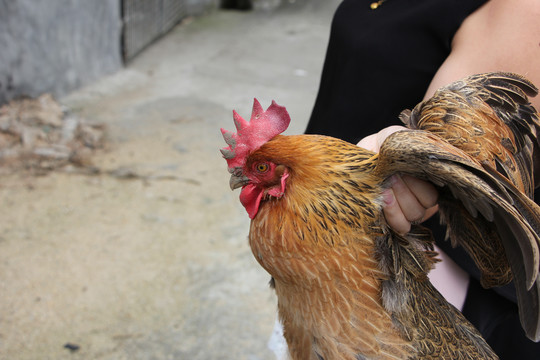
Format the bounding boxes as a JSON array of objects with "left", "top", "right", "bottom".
[
  {"left": 221, "top": 73, "right": 540, "bottom": 359},
  {"left": 249, "top": 135, "right": 495, "bottom": 359}
]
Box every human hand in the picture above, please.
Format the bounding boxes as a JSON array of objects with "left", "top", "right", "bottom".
[{"left": 357, "top": 126, "right": 439, "bottom": 234}]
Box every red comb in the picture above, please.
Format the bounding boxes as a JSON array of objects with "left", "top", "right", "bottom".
[{"left": 220, "top": 98, "right": 290, "bottom": 171}]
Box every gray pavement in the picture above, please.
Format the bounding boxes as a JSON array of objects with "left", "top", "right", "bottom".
[{"left": 0, "top": 1, "right": 340, "bottom": 359}]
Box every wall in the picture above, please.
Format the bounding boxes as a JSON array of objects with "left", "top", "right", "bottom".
[
  {"left": 0, "top": 0, "right": 122, "bottom": 104},
  {"left": 0, "top": 0, "right": 218, "bottom": 105}
]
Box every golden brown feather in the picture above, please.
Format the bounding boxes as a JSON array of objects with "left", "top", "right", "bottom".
[{"left": 249, "top": 135, "right": 498, "bottom": 359}]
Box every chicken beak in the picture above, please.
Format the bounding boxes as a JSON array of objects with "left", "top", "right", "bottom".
[{"left": 229, "top": 173, "right": 250, "bottom": 190}]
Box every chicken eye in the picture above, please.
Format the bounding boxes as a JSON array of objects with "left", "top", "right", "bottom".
[{"left": 256, "top": 163, "right": 269, "bottom": 173}]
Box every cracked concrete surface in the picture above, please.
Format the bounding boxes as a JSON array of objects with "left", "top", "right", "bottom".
[{"left": 0, "top": 1, "right": 340, "bottom": 359}]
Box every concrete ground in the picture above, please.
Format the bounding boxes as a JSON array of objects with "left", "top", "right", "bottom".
[{"left": 0, "top": 1, "right": 340, "bottom": 359}]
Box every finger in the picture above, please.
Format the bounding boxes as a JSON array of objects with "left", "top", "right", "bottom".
[
  {"left": 390, "top": 175, "right": 426, "bottom": 223},
  {"left": 376, "top": 125, "right": 408, "bottom": 149},
  {"left": 357, "top": 126, "right": 407, "bottom": 152},
  {"left": 400, "top": 175, "right": 439, "bottom": 209},
  {"left": 357, "top": 134, "right": 378, "bottom": 151},
  {"left": 382, "top": 188, "right": 411, "bottom": 235}
]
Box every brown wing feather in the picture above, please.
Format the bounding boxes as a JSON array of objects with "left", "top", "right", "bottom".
[
  {"left": 381, "top": 227, "right": 498, "bottom": 360},
  {"left": 402, "top": 72, "right": 540, "bottom": 197},
  {"left": 393, "top": 72, "right": 540, "bottom": 341},
  {"left": 377, "top": 129, "right": 540, "bottom": 283},
  {"left": 382, "top": 99, "right": 540, "bottom": 341}
]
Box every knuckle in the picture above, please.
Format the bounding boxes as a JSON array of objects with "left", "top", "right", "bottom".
[
  {"left": 406, "top": 209, "right": 425, "bottom": 223},
  {"left": 383, "top": 203, "right": 411, "bottom": 235}
]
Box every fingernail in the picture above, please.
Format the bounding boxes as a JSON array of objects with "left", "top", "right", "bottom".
[
  {"left": 390, "top": 174, "right": 403, "bottom": 186},
  {"left": 383, "top": 189, "right": 395, "bottom": 206}
]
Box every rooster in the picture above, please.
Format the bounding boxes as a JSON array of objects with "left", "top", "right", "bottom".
[{"left": 220, "top": 72, "right": 540, "bottom": 359}]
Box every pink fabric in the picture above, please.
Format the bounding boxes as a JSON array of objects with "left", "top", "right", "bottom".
[{"left": 428, "top": 245, "right": 470, "bottom": 311}]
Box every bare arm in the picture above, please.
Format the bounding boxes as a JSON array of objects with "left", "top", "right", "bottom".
[{"left": 425, "top": 0, "right": 540, "bottom": 108}]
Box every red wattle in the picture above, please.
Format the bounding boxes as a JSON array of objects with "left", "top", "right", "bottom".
[{"left": 239, "top": 183, "right": 264, "bottom": 219}]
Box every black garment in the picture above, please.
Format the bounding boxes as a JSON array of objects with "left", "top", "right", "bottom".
[
  {"left": 305, "top": 0, "right": 540, "bottom": 358},
  {"left": 306, "top": 0, "right": 486, "bottom": 144},
  {"left": 463, "top": 277, "right": 540, "bottom": 358}
]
